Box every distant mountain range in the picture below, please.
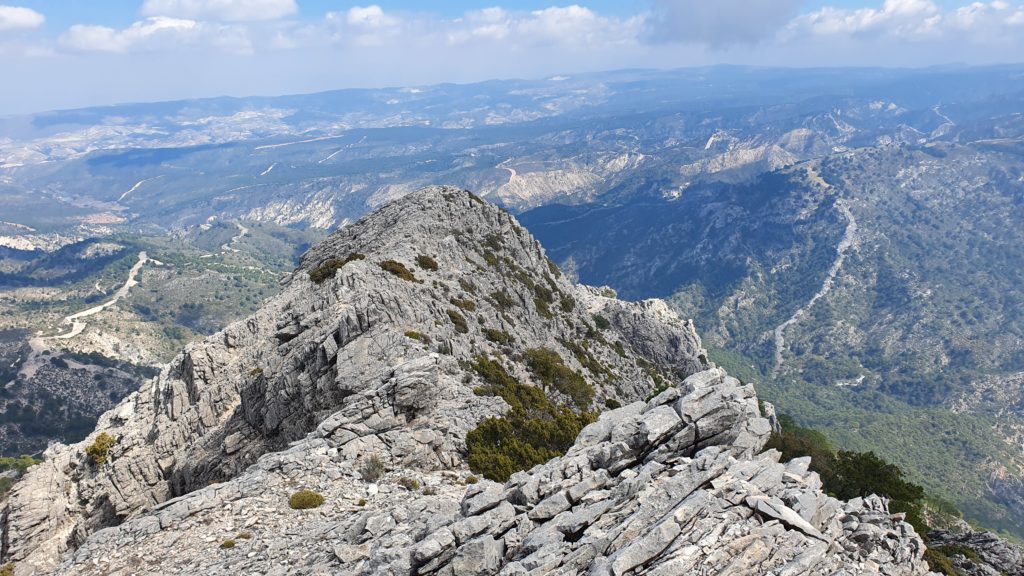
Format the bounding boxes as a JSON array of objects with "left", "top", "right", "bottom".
[{"left": 1, "top": 64, "right": 1023, "bottom": 538}]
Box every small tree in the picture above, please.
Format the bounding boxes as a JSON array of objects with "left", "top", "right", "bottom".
[{"left": 85, "top": 432, "right": 118, "bottom": 466}]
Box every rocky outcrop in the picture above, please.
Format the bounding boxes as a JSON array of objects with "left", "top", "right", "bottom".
[
  {"left": 0, "top": 187, "right": 708, "bottom": 573},
  {"left": 929, "top": 529, "right": 1024, "bottom": 576},
  {"left": 1, "top": 186, "right": 930, "bottom": 575},
  {"left": 50, "top": 367, "right": 929, "bottom": 575}
]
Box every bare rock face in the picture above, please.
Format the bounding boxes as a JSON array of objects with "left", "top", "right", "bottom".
[
  {"left": 929, "top": 530, "right": 1024, "bottom": 576},
  {"left": 0, "top": 187, "right": 929, "bottom": 575}
]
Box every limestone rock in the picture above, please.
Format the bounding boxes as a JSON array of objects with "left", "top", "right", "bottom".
[{"left": 0, "top": 187, "right": 930, "bottom": 576}]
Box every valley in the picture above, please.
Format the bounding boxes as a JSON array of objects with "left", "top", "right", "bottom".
[{"left": 1, "top": 65, "right": 1023, "bottom": 541}]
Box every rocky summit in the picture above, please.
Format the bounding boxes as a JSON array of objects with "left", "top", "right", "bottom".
[{"left": 1, "top": 186, "right": 930, "bottom": 575}]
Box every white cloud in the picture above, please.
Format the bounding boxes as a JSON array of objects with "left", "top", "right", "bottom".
[
  {"left": 59, "top": 16, "right": 253, "bottom": 54},
  {"left": 443, "top": 5, "right": 642, "bottom": 49},
  {"left": 140, "top": 0, "right": 297, "bottom": 22},
  {"left": 344, "top": 5, "right": 396, "bottom": 29},
  {"left": 0, "top": 4, "right": 44, "bottom": 31},
  {"left": 786, "top": 0, "right": 1024, "bottom": 41},
  {"left": 324, "top": 5, "right": 402, "bottom": 47}
]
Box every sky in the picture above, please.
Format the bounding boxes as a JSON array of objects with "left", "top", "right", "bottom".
[{"left": 1, "top": 0, "right": 1022, "bottom": 115}]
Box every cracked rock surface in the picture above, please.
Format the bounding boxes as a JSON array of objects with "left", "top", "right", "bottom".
[{"left": 1, "top": 187, "right": 930, "bottom": 575}]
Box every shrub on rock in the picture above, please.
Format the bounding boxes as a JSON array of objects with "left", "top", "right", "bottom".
[
  {"left": 85, "top": 432, "right": 117, "bottom": 466},
  {"left": 288, "top": 489, "right": 325, "bottom": 510}
]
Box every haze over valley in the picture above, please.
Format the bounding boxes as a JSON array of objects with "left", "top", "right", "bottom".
[{"left": 3, "top": 1, "right": 1024, "bottom": 574}]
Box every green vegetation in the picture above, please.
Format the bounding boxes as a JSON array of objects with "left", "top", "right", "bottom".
[
  {"left": 450, "top": 297, "right": 477, "bottom": 312},
  {"left": 398, "top": 477, "right": 420, "bottom": 490},
  {"left": 592, "top": 314, "right": 611, "bottom": 330},
  {"left": 636, "top": 357, "right": 668, "bottom": 399},
  {"left": 85, "top": 432, "right": 118, "bottom": 466},
  {"left": 416, "top": 255, "right": 439, "bottom": 271},
  {"left": 466, "top": 355, "right": 595, "bottom": 481},
  {"left": 288, "top": 489, "right": 325, "bottom": 510},
  {"left": 357, "top": 498, "right": 367, "bottom": 506},
  {"left": 220, "top": 540, "right": 236, "bottom": 549},
  {"left": 524, "top": 348, "right": 594, "bottom": 408},
  {"left": 534, "top": 298, "right": 553, "bottom": 319},
  {"left": 380, "top": 260, "right": 420, "bottom": 282},
  {"left": 558, "top": 337, "right": 612, "bottom": 379},
  {"left": 489, "top": 290, "right": 515, "bottom": 312},
  {"left": 0, "top": 455, "right": 39, "bottom": 474},
  {"left": 923, "top": 549, "right": 956, "bottom": 575},
  {"left": 766, "top": 415, "right": 930, "bottom": 535},
  {"left": 309, "top": 253, "right": 365, "bottom": 284},
  {"left": 760, "top": 372, "right": 1020, "bottom": 538},
  {"left": 1, "top": 563, "right": 14, "bottom": 576},
  {"left": 465, "top": 475, "right": 478, "bottom": 484},
  {"left": 404, "top": 330, "right": 431, "bottom": 345},
  {"left": 483, "top": 328, "right": 512, "bottom": 345},
  {"left": 0, "top": 455, "right": 39, "bottom": 499},
  {"left": 933, "top": 544, "right": 982, "bottom": 563},
  {"left": 604, "top": 398, "right": 622, "bottom": 409},
  {"left": 559, "top": 294, "right": 575, "bottom": 312},
  {"left": 360, "top": 454, "right": 385, "bottom": 482},
  {"left": 447, "top": 309, "right": 469, "bottom": 334},
  {"left": 236, "top": 532, "right": 253, "bottom": 540}
]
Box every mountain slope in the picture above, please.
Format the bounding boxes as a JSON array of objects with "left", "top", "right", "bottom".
[
  {"left": 1, "top": 187, "right": 928, "bottom": 575},
  {"left": 520, "top": 139, "right": 1024, "bottom": 535}
]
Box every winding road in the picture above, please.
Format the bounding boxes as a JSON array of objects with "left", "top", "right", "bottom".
[
  {"left": 49, "top": 251, "right": 154, "bottom": 340},
  {"left": 20, "top": 251, "right": 155, "bottom": 379},
  {"left": 772, "top": 200, "right": 859, "bottom": 374}
]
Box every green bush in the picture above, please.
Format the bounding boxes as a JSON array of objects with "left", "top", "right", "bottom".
[
  {"left": 765, "top": 415, "right": 928, "bottom": 535},
  {"left": 450, "top": 297, "right": 477, "bottom": 312},
  {"left": 534, "top": 297, "right": 554, "bottom": 319},
  {"left": 357, "top": 498, "right": 367, "bottom": 506},
  {"left": 934, "top": 544, "right": 981, "bottom": 562},
  {"left": 612, "top": 341, "right": 627, "bottom": 357},
  {"left": 447, "top": 310, "right": 469, "bottom": 334},
  {"left": 309, "top": 253, "right": 365, "bottom": 284},
  {"left": 605, "top": 398, "right": 622, "bottom": 410},
  {"left": 593, "top": 314, "right": 611, "bottom": 330},
  {"left": 1, "top": 563, "right": 15, "bottom": 576},
  {"left": 85, "top": 432, "right": 118, "bottom": 466},
  {"left": 405, "top": 330, "right": 431, "bottom": 345},
  {"left": 288, "top": 489, "right": 325, "bottom": 510},
  {"left": 0, "top": 455, "right": 39, "bottom": 474},
  {"left": 466, "top": 355, "right": 595, "bottom": 482},
  {"left": 380, "top": 260, "right": 420, "bottom": 282},
  {"left": 560, "top": 295, "right": 575, "bottom": 312},
  {"left": 483, "top": 328, "right": 512, "bottom": 345},
  {"left": 360, "top": 454, "right": 385, "bottom": 482},
  {"left": 558, "top": 338, "right": 611, "bottom": 379},
  {"left": 236, "top": 532, "right": 253, "bottom": 540},
  {"left": 465, "top": 475, "right": 479, "bottom": 485},
  {"left": 398, "top": 477, "right": 420, "bottom": 490},
  {"left": 416, "top": 255, "right": 439, "bottom": 271},
  {"left": 524, "top": 348, "right": 594, "bottom": 408},
  {"left": 220, "top": 539, "right": 236, "bottom": 549},
  {"left": 489, "top": 290, "right": 515, "bottom": 311},
  {"left": 923, "top": 548, "right": 957, "bottom": 576}
]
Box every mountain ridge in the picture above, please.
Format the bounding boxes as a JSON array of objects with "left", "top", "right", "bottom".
[{"left": 1, "top": 186, "right": 930, "bottom": 575}]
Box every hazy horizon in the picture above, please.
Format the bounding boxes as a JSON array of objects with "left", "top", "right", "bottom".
[{"left": 3, "top": 0, "right": 1024, "bottom": 115}]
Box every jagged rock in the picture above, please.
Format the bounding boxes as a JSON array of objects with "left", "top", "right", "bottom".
[
  {"left": 0, "top": 187, "right": 930, "bottom": 576},
  {"left": 929, "top": 529, "right": 1024, "bottom": 576}
]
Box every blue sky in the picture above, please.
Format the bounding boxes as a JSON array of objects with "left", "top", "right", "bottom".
[{"left": 1, "top": 1, "right": 1022, "bottom": 114}]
